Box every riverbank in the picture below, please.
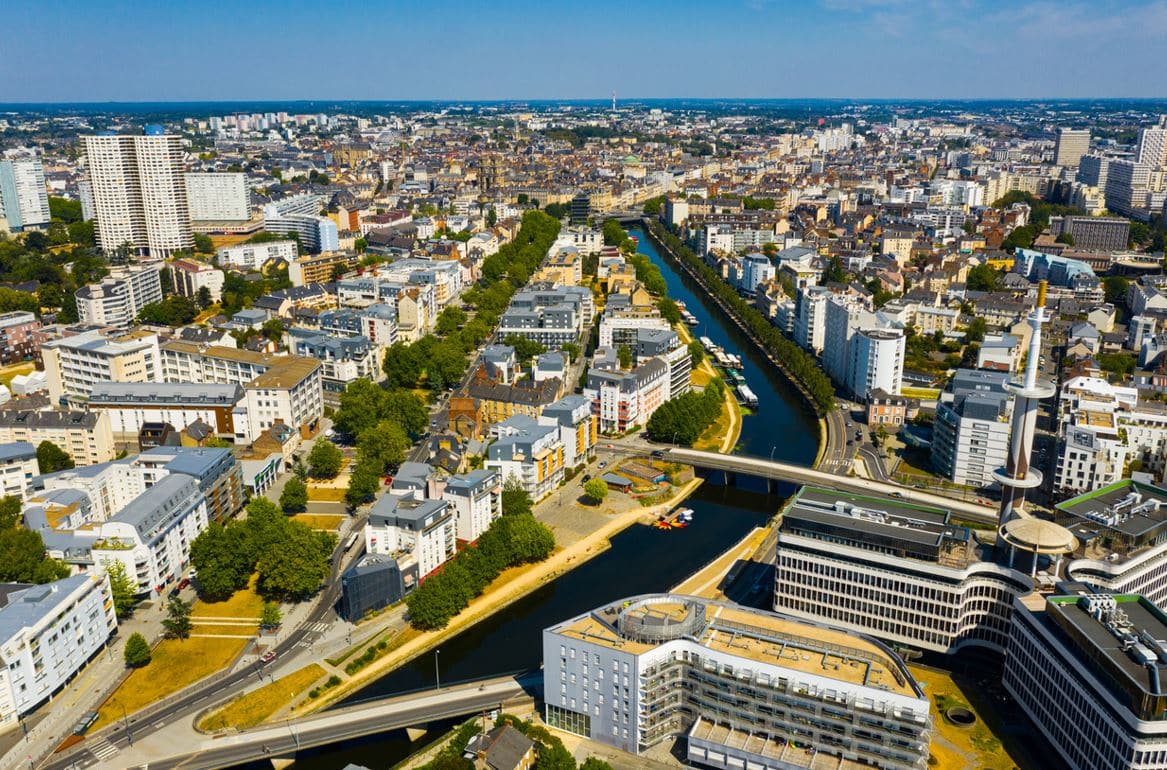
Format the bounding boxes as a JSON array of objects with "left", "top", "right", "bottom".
[{"left": 674, "top": 321, "right": 741, "bottom": 454}]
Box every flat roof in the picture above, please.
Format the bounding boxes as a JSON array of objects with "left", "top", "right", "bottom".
[
  {"left": 1056, "top": 479, "right": 1167, "bottom": 539},
  {"left": 783, "top": 486, "right": 957, "bottom": 548},
  {"left": 248, "top": 357, "right": 320, "bottom": 389}
]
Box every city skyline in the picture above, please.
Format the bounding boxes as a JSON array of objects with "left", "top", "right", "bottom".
[{"left": 4, "top": 0, "right": 1167, "bottom": 102}]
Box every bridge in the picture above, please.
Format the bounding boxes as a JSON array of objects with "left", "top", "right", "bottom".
[
  {"left": 47, "top": 673, "right": 537, "bottom": 770},
  {"left": 658, "top": 446, "right": 1000, "bottom": 525}
]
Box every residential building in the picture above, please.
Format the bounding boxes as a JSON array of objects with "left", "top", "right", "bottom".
[
  {"left": 0, "top": 312, "right": 42, "bottom": 365},
  {"left": 83, "top": 130, "right": 192, "bottom": 258},
  {"left": 486, "top": 415, "right": 565, "bottom": 502},
  {"left": 0, "top": 575, "right": 117, "bottom": 732},
  {"left": 340, "top": 553, "right": 404, "bottom": 622},
  {"left": 497, "top": 285, "right": 593, "bottom": 348},
  {"left": 365, "top": 493, "right": 455, "bottom": 584},
  {"left": 867, "top": 388, "right": 909, "bottom": 427},
  {"left": 545, "top": 593, "right": 932, "bottom": 768},
  {"left": 170, "top": 258, "right": 224, "bottom": 303},
  {"left": 466, "top": 368, "right": 562, "bottom": 425},
  {"left": 794, "top": 285, "right": 830, "bottom": 354},
  {"left": 1004, "top": 591, "right": 1167, "bottom": 770},
  {"left": 584, "top": 357, "right": 669, "bottom": 434},
  {"left": 735, "top": 253, "right": 775, "bottom": 296},
  {"left": 442, "top": 469, "right": 502, "bottom": 543},
  {"left": 0, "top": 409, "right": 115, "bottom": 467},
  {"left": 932, "top": 369, "right": 1012, "bottom": 488},
  {"left": 0, "top": 443, "right": 37, "bottom": 499},
  {"left": 132, "top": 446, "right": 243, "bottom": 524},
  {"left": 773, "top": 486, "right": 1032, "bottom": 654},
  {"left": 216, "top": 240, "right": 297, "bottom": 271},
  {"left": 90, "top": 473, "right": 209, "bottom": 598},
  {"left": 263, "top": 195, "right": 338, "bottom": 253},
  {"left": 287, "top": 329, "right": 378, "bottom": 402},
  {"left": 42, "top": 329, "right": 162, "bottom": 404},
  {"left": 318, "top": 305, "right": 398, "bottom": 351},
  {"left": 0, "top": 151, "right": 50, "bottom": 232},
  {"left": 539, "top": 395, "right": 598, "bottom": 470},
  {"left": 288, "top": 251, "right": 359, "bottom": 286},
  {"left": 184, "top": 172, "right": 250, "bottom": 222},
  {"left": 1049, "top": 215, "right": 1130, "bottom": 253},
  {"left": 1053, "top": 128, "right": 1091, "bottom": 168},
  {"left": 847, "top": 328, "right": 904, "bottom": 401},
  {"left": 75, "top": 264, "right": 164, "bottom": 327}
]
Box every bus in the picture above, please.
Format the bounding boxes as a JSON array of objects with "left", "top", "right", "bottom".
[{"left": 343, "top": 532, "right": 360, "bottom": 552}]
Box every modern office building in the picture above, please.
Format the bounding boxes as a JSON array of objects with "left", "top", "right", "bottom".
[
  {"left": 932, "top": 369, "right": 1012, "bottom": 489},
  {"left": 544, "top": 594, "right": 932, "bottom": 769},
  {"left": 216, "top": 239, "right": 297, "bottom": 271},
  {"left": 170, "top": 258, "right": 224, "bottom": 303},
  {"left": 569, "top": 192, "right": 590, "bottom": 225},
  {"left": 74, "top": 264, "right": 164, "bottom": 326},
  {"left": 83, "top": 129, "right": 192, "bottom": 258},
  {"left": 184, "top": 172, "right": 250, "bottom": 222},
  {"left": 0, "top": 575, "right": 117, "bottom": 733},
  {"left": 1004, "top": 590, "right": 1167, "bottom": 770},
  {"left": 1053, "top": 128, "right": 1091, "bottom": 168},
  {"left": 0, "top": 151, "right": 51, "bottom": 232},
  {"left": 42, "top": 329, "right": 162, "bottom": 404},
  {"left": 773, "top": 486, "right": 1033, "bottom": 654},
  {"left": 340, "top": 554, "right": 404, "bottom": 622},
  {"left": 1049, "top": 215, "right": 1130, "bottom": 253}
]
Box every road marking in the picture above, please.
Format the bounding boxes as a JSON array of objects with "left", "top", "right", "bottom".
[{"left": 89, "top": 738, "right": 118, "bottom": 761}]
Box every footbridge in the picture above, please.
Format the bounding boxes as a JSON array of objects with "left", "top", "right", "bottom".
[
  {"left": 659, "top": 447, "right": 1000, "bottom": 525},
  {"left": 48, "top": 672, "right": 538, "bottom": 770}
]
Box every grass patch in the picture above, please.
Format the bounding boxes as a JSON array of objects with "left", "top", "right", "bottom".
[
  {"left": 0, "top": 362, "right": 35, "bottom": 388},
  {"left": 95, "top": 636, "right": 247, "bottom": 730},
  {"left": 199, "top": 664, "right": 326, "bottom": 731},
  {"left": 192, "top": 574, "right": 264, "bottom": 620},
  {"left": 306, "top": 487, "right": 347, "bottom": 502},
  {"left": 902, "top": 386, "right": 941, "bottom": 400},
  {"left": 290, "top": 512, "right": 346, "bottom": 530},
  {"left": 911, "top": 665, "right": 1021, "bottom": 770}
]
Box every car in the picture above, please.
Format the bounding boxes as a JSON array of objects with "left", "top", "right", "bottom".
[
  {"left": 847, "top": 439, "right": 854, "bottom": 445},
  {"left": 598, "top": 461, "right": 607, "bottom": 469},
  {"left": 178, "top": 577, "right": 190, "bottom": 590},
  {"left": 324, "top": 428, "right": 335, "bottom": 439},
  {"left": 261, "top": 650, "right": 276, "bottom": 663},
  {"left": 582, "top": 474, "right": 591, "bottom": 482},
  {"left": 188, "top": 569, "right": 197, "bottom": 579},
  {"left": 891, "top": 491, "right": 904, "bottom": 498}
]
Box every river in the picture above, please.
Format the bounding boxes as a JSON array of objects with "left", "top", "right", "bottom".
[{"left": 234, "top": 224, "right": 820, "bottom": 769}]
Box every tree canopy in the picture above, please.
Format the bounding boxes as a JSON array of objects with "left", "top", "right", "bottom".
[
  {"left": 36, "top": 440, "right": 74, "bottom": 474},
  {"left": 646, "top": 379, "right": 725, "bottom": 445},
  {"left": 308, "top": 440, "right": 344, "bottom": 479}
]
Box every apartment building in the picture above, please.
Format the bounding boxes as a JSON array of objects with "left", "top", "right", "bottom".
[
  {"left": 0, "top": 443, "right": 37, "bottom": 500},
  {"left": 184, "top": 172, "right": 250, "bottom": 222},
  {"left": 42, "top": 329, "right": 161, "bottom": 405},
  {"left": 1049, "top": 215, "right": 1129, "bottom": 253},
  {"left": 773, "top": 486, "right": 1032, "bottom": 655},
  {"left": 1053, "top": 128, "right": 1091, "bottom": 168},
  {"left": 74, "top": 264, "right": 164, "bottom": 326},
  {"left": 539, "top": 395, "right": 598, "bottom": 470},
  {"left": 0, "top": 409, "right": 115, "bottom": 467},
  {"left": 497, "top": 285, "right": 594, "bottom": 348},
  {"left": 545, "top": 594, "right": 931, "bottom": 769},
  {"left": 0, "top": 151, "right": 51, "bottom": 232},
  {"left": 364, "top": 493, "right": 455, "bottom": 586},
  {"left": 486, "top": 415, "right": 566, "bottom": 502},
  {"left": 932, "top": 369, "right": 1012, "bottom": 488},
  {"left": 0, "top": 311, "right": 43, "bottom": 365},
  {"left": 286, "top": 329, "right": 378, "bottom": 402},
  {"left": 90, "top": 473, "right": 209, "bottom": 598},
  {"left": 263, "top": 195, "right": 338, "bottom": 253},
  {"left": 215, "top": 240, "right": 297, "bottom": 271},
  {"left": 794, "top": 285, "right": 830, "bottom": 354},
  {"left": 441, "top": 469, "right": 502, "bottom": 543},
  {"left": 0, "top": 575, "right": 117, "bottom": 733},
  {"left": 318, "top": 305, "right": 398, "bottom": 351},
  {"left": 584, "top": 356, "right": 669, "bottom": 434},
  {"left": 823, "top": 293, "right": 905, "bottom": 400},
  {"left": 83, "top": 130, "right": 192, "bottom": 258},
  {"left": 170, "top": 258, "right": 224, "bottom": 303},
  {"left": 287, "top": 251, "right": 359, "bottom": 286},
  {"left": 1005, "top": 591, "right": 1167, "bottom": 770},
  {"left": 598, "top": 306, "right": 671, "bottom": 349}
]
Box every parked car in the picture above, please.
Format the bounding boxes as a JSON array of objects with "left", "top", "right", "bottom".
[
  {"left": 261, "top": 650, "right": 276, "bottom": 663},
  {"left": 178, "top": 577, "right": 190, "bottom": 590}
]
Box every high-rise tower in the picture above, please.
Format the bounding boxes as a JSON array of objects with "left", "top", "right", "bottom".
[{"left": 994, "top": 280, "right": 1056, "bottom": 522}]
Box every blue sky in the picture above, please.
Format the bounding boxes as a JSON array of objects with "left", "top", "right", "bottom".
[{"left": 4, "top": 0, "right": 1165, "bottom": 101}]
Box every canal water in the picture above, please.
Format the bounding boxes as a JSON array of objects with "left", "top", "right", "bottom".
[{"left": 246, "top": 224, "right": 820, "bottom": 769}]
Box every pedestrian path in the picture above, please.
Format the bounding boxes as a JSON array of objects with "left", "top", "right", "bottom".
[{"left": 89, "top": 736, "right": 118, "bottom": 762}]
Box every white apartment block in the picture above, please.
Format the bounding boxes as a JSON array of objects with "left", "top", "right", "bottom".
[
  {"left": 0, "top": 151, "right": 51, "bottom": 232},
  {"left": 364, "top": 494, "right": 455, "bottom": 582},
  {"left": 846, "top": 328, "right": 904, "bottom": 400},
  {"left": 184, "top": 172, "right": 250, "bottom": 221},
  {"left": 74, "top": 264, "right": 164, "bottom": 326},
  {"left": 42, "top": 329, "right": 162, "bottom": 404},
  {"left": 0, "top": 443, "right": 37, "bottom": 501},
  {"left": 88, "top": 382, "right": 243, "bottom": 442},
  {"left": 441, "top": 469, "right": 502, "bottom": 543},
  {"left": 0, "top": 575, "right": 117, "bottom": 733},
  {"left": 90, "top": 473, "right": 209, "bottom": 598},
  {"left": 932, "top": 370, "right": 1012, "bottom": 489},
  {"left": 597, "top": 309, "right": 671, "bottom": 349},
  {"left": 0, "top": 410, "right": 115, "bottom": 467},
  {"left": 794, "top": 285, "right": 829, "bottom": 354},
  {"left": 234, "top": 358, "right": 323, "bottom": 443},
  {"left": 486, "top": 415, "right": 566, "bottom": 502},
  {"left": 170, "top": 258, "right": 225, "bottom": 303},
  {"left": 545, "top": 594, "right": 932, "bottom": 768},
  {"left": 84, "top": 132, "right": 192, "bottom": 258},
  {"left": 215, "top": 239, "right": 297, "bottom": 271}
]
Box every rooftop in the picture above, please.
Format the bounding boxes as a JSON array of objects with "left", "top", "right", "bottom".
[
  {"left": 0, "top": 575, "right": 98, "bottom": 642},
  {"left": 89, "top": 382, "right": 243, "bottom": 406}
]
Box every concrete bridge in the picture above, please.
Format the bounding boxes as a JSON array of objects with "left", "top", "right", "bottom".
[
  {"left": 657, "top": 446, "right": 1000, "bottom": 525},
  {"left": 47, "top": 673, "right": 537, "bottom": 770}
]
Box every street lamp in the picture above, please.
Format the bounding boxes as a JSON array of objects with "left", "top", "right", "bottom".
[
  {"left": 434, "top": 649, "right": 441, "bottom": 690},
  {"left": 769, "top": 446, "right": 776, "bottom": 463},
  {"left": 120, "top": 703, "right": 132, "bottom": 746},
  {"left": 287, "top": 717, "right": 300, "bottom": 750}
]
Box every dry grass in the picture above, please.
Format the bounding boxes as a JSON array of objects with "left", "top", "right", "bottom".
[
  {"left": 0, "top": 362, "right": 35, "bottom": 388},
  {"left": 290, "top": 513, "right": 346, "bottom": 530},
  {"left": 94, "top": 636, "right": 248, "bottom": 730},
  {"left": 909, "top": 665, "right": 1021, "bottom": 770},
  {"left": 199, "top": 664, "right": 326, "bottom": 731},
  {"left": 306, "top": 487, "right": 347, "bottom": 502},
  {"left": 192, "top": 574, "right": 265, "bottom": 620}
]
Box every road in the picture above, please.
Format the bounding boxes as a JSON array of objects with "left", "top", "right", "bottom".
[{"left": 85, "top": 675, "right": 534, "bottom": 770}]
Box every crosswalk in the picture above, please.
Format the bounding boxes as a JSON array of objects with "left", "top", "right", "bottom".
[
  {"left": 305, "top": 621, "right": 329, "bottom": 634},
  {"left": 89, "top": 737, "right": 118, "bottom": 762}
]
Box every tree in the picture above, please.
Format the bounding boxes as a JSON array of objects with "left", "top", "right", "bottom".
[
  {"left": 0, "top": 527, "right": 70, "bottom": 583},
  {"left": 357, "top": 421, "right": 410, "bottom": 472},
  {"left": 36, "top": 440, "right": 74, "bottom": 474},
  {"left": 1104, "top": 275, "right": 1130, "bottom": 306},
  {"left": 502, "top": 478, "right": 533, "bottom": 517},
  {"left": 583, "top": 478, "right": 609, "bottom": 504},
  {"left": 602, "top": 219, "right": 628, "bottom": 247},
  {"left": 656, "top": 297, "right": 681, "bottom": 324},
  {"left": 162, "top": 597, "right": 192, "bottom": 639},
  {"left": 345, "top": 457, "right": 382, "bottom": 507},
  {"left": 196, "top": 286, "right": 213, "bottom": 309},
  {"left": 1055, "top": 232, "right": 1075, "bottom": 246},
  {"left": 308, "top": 440, "right": 344, "bottom": 479},
  {"left": 193, "top": 233, "right": 215, "bottom": 254},
  {"left": 0, "top": 495, "right": 20, "bottom": 530},
  {"left": 354, "top": 237, "right": 368, "bottom": 254},
  {"left": 1002, "top": 224, "right": 1037, "bottom": 251},
  {"left": 688, "top": 339, "right": 705, "bottom": 367},
  {"left": 435, "top": 305, "right": 468, "bottom": 336},
  {"left": 965, "top": 317, "right": 987, "bottom": 344},
  {"left": 137, "top": 295, "right": 199, "bottom": 326},
  {"left": 105, "top": 560, "right": 137, "bottom": 618},
  {"left": 123, "top": 632, "right": 151, "bottom": 668},
  {"left": 256, "top": 524, "right": 335, "bottom": 599},
  {"left": 260, "top": 601, "right": 282, "bottom": 629},
  {"left": 279, "top": 476, "right": 308, "bottom": 513},
  {"left": 822, "top": 256, "right": 847, "bottom": 284},
  {"left": 966, "top": 263, "right": 1001, "bottom": 292},
  {"left": 560, "top": 342, "right": 580, "bottom": 362},
  {"left": 617, "top": 344, "right": 633, "bottom": 370},
  {"left": 189, "top": 522, "right": 253, "bottom": 601},
  {"left": 486, "top": 206, "right": 498, "bottom": 227},
  {"left": 503, "top": 333, "right": 546, "bottom": 363}
]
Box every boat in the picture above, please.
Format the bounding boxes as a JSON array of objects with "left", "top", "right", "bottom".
[
  {"left": 724, "top": 369, "right": 745, "bottom": 385},
  {"left": 669, "top": 520, "right": 688, "bottom": 529},
  {"left": 653, "top": 520, "right": 672, "bottom": 531},
  {"left": 677, "top": 508, "right": 694, "bottom": 521},
  {"left": 736, "top": 385, "right": 759, "bottom": 408},
  {"left": 699, "top": 336, "right": 716, "bottom": 351}
]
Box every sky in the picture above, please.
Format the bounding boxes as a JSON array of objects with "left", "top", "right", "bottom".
[{"left": 4, "top": 0, "right": 1166, "bottom": 102}]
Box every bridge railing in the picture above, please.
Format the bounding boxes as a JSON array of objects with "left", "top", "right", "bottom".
[{"left": 335, "top": 668, "right": 537, "bottom": 710}]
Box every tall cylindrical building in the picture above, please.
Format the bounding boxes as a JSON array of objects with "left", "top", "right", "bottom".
[{"left": 994, "top": 280, "right": 1056, "bottom": 523}]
